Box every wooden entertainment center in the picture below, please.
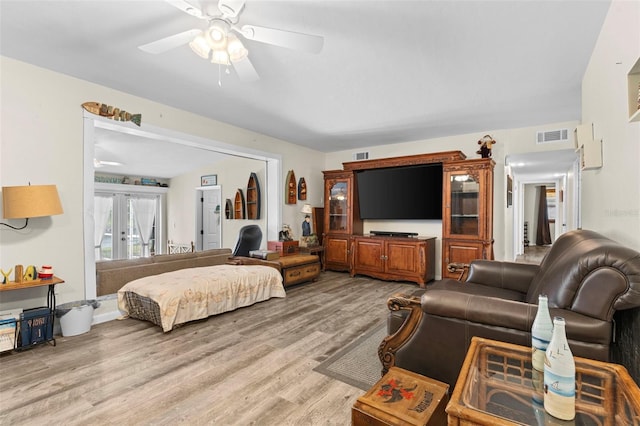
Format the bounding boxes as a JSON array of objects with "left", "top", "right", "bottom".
[{"left": 322, "top": 151, "right": 495, "bottom": 285}]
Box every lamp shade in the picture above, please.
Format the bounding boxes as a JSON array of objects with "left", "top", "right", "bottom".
[
  {"left": 2, "top": 185, "right": 63, "bottom": 219},
  {"left": 301, "top": 204, "right": 313, "bottom": 214}
]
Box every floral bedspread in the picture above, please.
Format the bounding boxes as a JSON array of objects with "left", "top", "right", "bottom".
[{"left": 117, "top": 264, "right": 285, "bottom": 332}]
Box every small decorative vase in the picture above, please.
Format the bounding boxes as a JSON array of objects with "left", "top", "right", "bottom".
[
  {"left": 544, "top": 317, "right": 576, "bottom": 421},
  {"left": 531, "top": 294, "right": 553, "bottom": 371}
]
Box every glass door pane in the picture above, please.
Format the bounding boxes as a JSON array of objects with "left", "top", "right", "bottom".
[
  {"left": 450, "top": 174, "right": 479, "bottom": 236},
  {"left": 329, "top": 181, "right": 348, "bottom": 232},
  {"left": 95, "top": 192, "right": 158, "bottom": 260}
]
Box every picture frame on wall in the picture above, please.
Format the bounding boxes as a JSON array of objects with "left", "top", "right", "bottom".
[
  {"left": 201, "top": 174, "right": 217, "bottom": 186},
  {"left": 506, "top": 175, "right": 513, "bottom": 207}
]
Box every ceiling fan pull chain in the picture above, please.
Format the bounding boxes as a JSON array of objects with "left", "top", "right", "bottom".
[{"left": 218, "top": 64, "right": 223, "bottom": 87}]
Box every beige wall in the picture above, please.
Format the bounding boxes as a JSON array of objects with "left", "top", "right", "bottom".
[
  {"left": 0, "top": 56, "right": 325, "bottom": 312},
  {"left": 580, "top": 0, "right": 640, "bottom": 250}
]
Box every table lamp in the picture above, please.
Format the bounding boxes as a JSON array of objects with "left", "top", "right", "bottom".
[{"left": 1, "top": 184, "right": 63, "bottom": 230}]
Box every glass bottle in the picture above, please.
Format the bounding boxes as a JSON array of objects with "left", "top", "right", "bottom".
[
  {"left": 532, "top": 294, "right": 553, "bottom": 371},
  {"left": 544, "top": 317, "right": 576, "bottom": 421}
]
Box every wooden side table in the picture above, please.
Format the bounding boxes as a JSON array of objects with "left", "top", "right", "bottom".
[
  {"left": 446, "top": 337, "right": 640, "bottom": 425},
  {"left": 353, "top": 366, "right": 449, "bottom": 425},
  {"left": 0, "top": 276, "right": 64, "bottom": 350}
]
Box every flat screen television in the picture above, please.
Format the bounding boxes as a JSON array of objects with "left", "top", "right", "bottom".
[{"left": 355, "top": 163, "right": 443, "bottom": 220}]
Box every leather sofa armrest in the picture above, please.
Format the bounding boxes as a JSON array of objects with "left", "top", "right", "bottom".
[
  {"left": 467, "top": 260, "right": 539, "bottom": 294},
  {"left": 379, "top": 293, "right": 424, "bottom": 375}
]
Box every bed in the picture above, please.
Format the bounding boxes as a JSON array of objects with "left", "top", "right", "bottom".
[{"left": 117, "top": 264, "right": 285, "bottom": 332}]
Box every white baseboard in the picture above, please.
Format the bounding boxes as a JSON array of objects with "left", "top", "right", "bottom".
[{"left": 92, "top": 309, "right": 123, "bottom": 325}]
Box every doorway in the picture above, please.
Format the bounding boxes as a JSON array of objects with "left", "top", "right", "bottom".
[
  {"left": 506, "top": 149, "right": 580, "bottom": 260},
  {"left": 95, "top": 190, "right": 163, "bottom": 260},
  {"left": 196, "top": 186, "right": 222, "bottom": 251}
]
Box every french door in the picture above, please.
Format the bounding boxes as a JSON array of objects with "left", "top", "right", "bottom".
[{"left": 95, "top": 191, "right": 161, "bottom": 260}]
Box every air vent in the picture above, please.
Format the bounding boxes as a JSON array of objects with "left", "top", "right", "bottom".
[
  {"left": 536, "top": 129, "right": 569, "bottom": 144},
  {"left": 352, "top": 151, "right": 370, "bottom": 161}
]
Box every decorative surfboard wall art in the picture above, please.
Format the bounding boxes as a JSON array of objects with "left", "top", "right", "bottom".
[
  {"left": 234, "top": 189, "right": 246, "bottom": 219},
  {"left": 246, "top": 172, "right": 261, "bottom": 220},
  {"left": 286, "top": 170, "right": 297, "bottom": 204},
  {"left": 298, "top": 177, "right": 307, "bottom": 201},
  {"left": 225, "top": 199, "right": 233, "bottom": 220}
]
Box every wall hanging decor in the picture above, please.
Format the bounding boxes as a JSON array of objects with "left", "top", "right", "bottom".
[
  {"left": 298, "top": 177, "right": 307, "bottom": 201},
  {"left": 285, "top": 170, "right": 297, "bottom": 204},
  {"left": 225, "top": 199, "right": 233, "bottom": 219},
  {"left": 246, "top": 172, "right": 261, "bottom": 219},
  {"left": 201, "top": 174, "right": 217, "bottom": 186},
  {"left": 234, "top": 189, "right": 246, "bottom": 219},
  {"left": 82, "top": 102, "right": 141, "bottom": 126}
]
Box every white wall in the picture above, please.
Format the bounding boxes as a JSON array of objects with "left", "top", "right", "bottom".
[
  {"left": 580, "top": 0, "right": 640, "bottom": 250},
  {"left": 168, "top": 156, "right": 268, "bottom": 249},
  {"left": 0, "top": 56, "right": 325, "bottom": 312}
]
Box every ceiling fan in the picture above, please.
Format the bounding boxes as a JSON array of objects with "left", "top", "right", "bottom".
[{"left": 139, "top": 0, "right": 324, "bottom": 82}]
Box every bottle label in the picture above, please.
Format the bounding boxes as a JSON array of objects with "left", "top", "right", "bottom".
[{"left": 544, "top": 370, "right": 576, "bottom": 420}]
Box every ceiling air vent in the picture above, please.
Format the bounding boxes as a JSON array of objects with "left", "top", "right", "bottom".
[
  {"left": 536, "top": 129, "right": 569, "bottom": 144},
  {"left": 352, "top": 151, "right": 370, "bottom": 161}
]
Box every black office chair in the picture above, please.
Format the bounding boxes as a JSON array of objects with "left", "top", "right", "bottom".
[{"left": 232, "top": 225, "right": 263, "bottom": 257}]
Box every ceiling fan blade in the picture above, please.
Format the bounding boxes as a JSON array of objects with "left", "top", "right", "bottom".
[
  {"left": 239, "top": 25, "right": 324, "bottom": 54},
  {"left": 138, "top": 29, "right": 201, "bottom": 54},
  {"left": 166, "top": 0, "right": 206, "bottom": 19},
  {"left": 232, "top": 57, "right": 259, "bottom": 82}
]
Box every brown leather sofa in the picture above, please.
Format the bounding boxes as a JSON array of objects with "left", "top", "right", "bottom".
[{"left": 380, "top": 230, "right": 640, "bottom": 387}]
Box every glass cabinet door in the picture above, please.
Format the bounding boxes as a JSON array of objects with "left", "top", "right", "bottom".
[
  {"left": 328, "top": 180, "right": 349, "bottom": 233},
  {"left": 449, "top": 173, "right": 480, "bottom": 236}
]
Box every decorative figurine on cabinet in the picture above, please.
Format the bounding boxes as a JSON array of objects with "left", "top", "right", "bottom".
[
  {"left": 279, "top": 224, "right": 293, "bottom": 241},
  {"left": 477, "top": 134, "right": 496, "bottom": 158}
]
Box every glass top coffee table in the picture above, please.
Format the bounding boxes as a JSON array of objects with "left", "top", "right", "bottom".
[{"left": 446, "top": 337, "right": 640, "bottom": 425}]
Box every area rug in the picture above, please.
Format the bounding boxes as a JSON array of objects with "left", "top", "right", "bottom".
[{"left": 313, "top": 322, "right": 387, "bottom": 391}]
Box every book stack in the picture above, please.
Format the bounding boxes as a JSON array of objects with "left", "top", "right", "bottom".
[
  {"left": 0, "top": 309, "right": 22, "bottom": 352},
  {"left": 249, "top": 250, "right": 280, "bottom": 261}
]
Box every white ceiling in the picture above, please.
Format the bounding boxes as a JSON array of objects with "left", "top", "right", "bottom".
[{"left": 0, "top": 0, "right": 611, "bottom": 159}]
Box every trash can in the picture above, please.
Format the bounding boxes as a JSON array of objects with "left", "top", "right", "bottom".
[{"left": 55, "top": 300, "right": 100, "bottom": 337}]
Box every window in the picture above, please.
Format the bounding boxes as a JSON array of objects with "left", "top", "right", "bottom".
[{"left": 95, "top": 190, "right": 163, "bottom": 260}]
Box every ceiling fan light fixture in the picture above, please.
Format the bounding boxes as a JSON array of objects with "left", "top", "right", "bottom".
[
  {"left": 189, "top": 32, "right": 211, "bottom": 59},
  {"left": 208, "top": 20, "right": 230, "bottom": 50},
  {"left": 227, "top": 33, "right": 248, "bottom": 62},
  {"left": 211, "top": 49, "right": 230, "bottom": 65}
]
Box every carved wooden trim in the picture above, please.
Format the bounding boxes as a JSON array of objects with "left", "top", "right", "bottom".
[
  {"left": 343, "top": 151, "right": 466, "bottom": 171},
  {"left": 443, "top": 158, "right": 496, "bottom": 173},
  {"left": 378, "top": 293, "right": 424, "bottom": 375}
]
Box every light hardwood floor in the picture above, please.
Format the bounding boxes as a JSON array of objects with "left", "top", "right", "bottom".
[{"left": 0, "top": 272, "right": 418, "bottom": 425}]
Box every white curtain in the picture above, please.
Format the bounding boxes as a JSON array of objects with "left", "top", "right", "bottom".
[
  {"left": 131, "top": 197, "right": 157, "bottom": 257},
  {"left": 94, "top": 196, "right": 112, "bottom": 259}
]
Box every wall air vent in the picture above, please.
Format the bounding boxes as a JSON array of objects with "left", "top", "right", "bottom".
[
  {"left": 536, "top": 129, "right": 569, "bottom": 144},
  {"left": 352, "top": 151, "right": 370, "bottom": 161}
]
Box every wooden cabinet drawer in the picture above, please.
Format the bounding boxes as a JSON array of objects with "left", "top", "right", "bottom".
[{"left": 283, "top": 262, "right": 320, "bottom": 287}]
